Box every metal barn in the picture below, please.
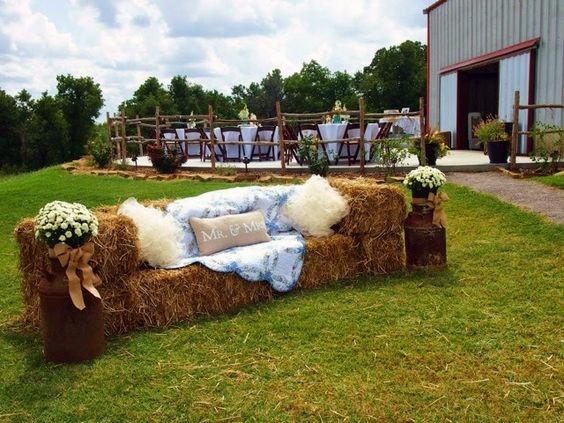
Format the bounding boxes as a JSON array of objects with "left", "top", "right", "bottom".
[{"left": 424, "top": 0, "right": 564, "bottom": 153}]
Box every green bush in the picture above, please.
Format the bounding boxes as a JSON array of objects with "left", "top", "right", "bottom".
[
  {"left": 530, "top": 122, "right": 563, "bottom": 174},
  {"left": 147, "top": 143, "right": 187, "bottom": 174},
  {"left": 87, "top": 133, "right": 114, "bottom": 168},
  {"left": 297, "top": 135, "right": 330, "bottom": 177},
  {"left": 372, "top": 136, "right": 410, "bottom": 175}
]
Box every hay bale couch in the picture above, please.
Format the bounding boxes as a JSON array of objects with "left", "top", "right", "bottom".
[{"left": 15, "top": 178, "right": 407, "bottom": 335}]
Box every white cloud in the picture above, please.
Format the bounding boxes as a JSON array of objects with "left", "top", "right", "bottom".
[{"left": 0, "top": 0, "right": 429, "bottom": 116}]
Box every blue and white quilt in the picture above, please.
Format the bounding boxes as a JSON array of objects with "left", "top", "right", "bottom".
[{"left": 164, "top": 186, "right": 305, "bottom": 292}]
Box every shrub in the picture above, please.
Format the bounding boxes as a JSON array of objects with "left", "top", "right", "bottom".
[
  {"left": 87, "top": 133, "right": 114, "bottom": 168},
  {"left": 530, "top": 123, "right": 563, "bottom": 174},
  {"left": 147, "top": 143, "right": 187, "bottom": 174},
  {"left": 372, "top": 136, "right": 410, "bottom": 175},
  {"left": 297, "top": 135, "right": 330, "bottom": 177},
  {"left": 216, "top": 164, "right": 237, "bottom": 176}
]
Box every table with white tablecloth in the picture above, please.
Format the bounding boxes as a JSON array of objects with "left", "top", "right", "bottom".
[
  {"left": 317, "top": 123, "right": 348, "bottom": 161},
  {"left": 211, "top": 125, "right": 258, "bottom": 161}
]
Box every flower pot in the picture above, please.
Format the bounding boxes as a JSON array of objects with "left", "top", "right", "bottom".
[
  {"left": 424, "top": 143, "right": 438, "bottom": 166},
  {"left": 486, "top": 140, "right": 509, "bottom": 164},
  {"left": 38, "top": 258, "right": 105, "bottom": 363},
  {"left": 411, "top": 186, "right": 438, "bottom": 201}
]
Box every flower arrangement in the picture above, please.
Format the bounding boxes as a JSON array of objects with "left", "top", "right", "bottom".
[
  {"left": 238, "top": 104, "right": 250, "bottom": 121},
  {"left": 408, "top": 129, "right": 449, "bottom": 160},
  {"left": 332, "top": 100, "right": 346, "bottom": 123},
  {"left": 403, "top": 166, "right": 447, "bottom": 192},
  {"left": 473, "top": 116, "right": 509, "bottom": 142},
  {"left": 35, "top": 201, "right": 99, "bottom": 248},
  {"left": 147, "top": 143, "right": 187, "bottom": 174}
]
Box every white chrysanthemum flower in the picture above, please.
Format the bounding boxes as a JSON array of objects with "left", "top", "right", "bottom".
[
  {"left": 61, "top": 222, "right": 68, "bottom": 230},
  {"left": 59, "top": 235, "right": 66, "bottom": 241},
  {"left": 75, "top": 228, "right": 82, "bottom": 236}
]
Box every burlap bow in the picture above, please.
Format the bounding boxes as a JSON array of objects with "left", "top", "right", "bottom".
[
  {"left": 48, "top": 242, "right": 102, "bottom": 310},
  {"left": 427, "top": 192, "right": 449, "bottom": 228}
]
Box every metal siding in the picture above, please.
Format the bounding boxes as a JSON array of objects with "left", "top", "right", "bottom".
[
  {"left": 499, "top": 53, "right": 530, "bottom": 154},
  {"left": 428, "top": 0, "right": 563, "bottom": 135},
  {"left": 439, "top": 72, "right": 458, "bottom": 146}
]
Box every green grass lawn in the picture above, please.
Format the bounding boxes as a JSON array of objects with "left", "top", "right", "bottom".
[
  {"left": 0, "top": 167, "right": 562, "bottom": 422},
  {"left": 532, "top": 172, "right": 564, "bottom": 189}
]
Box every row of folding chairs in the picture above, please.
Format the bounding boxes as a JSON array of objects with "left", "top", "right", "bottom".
[
  {"left": 294, "top": 121, "right": 394, "bottom": 165},
  {"left": 160, "top": 126, "right": 279, "bottom": 162},
  {"left": 157, "top": 121, "right": 393, "bottom": 164}
]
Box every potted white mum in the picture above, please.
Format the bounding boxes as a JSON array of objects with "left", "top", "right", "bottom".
[
  {"left": 403, "top": 166, "right": 447, "bottom": 199},
  {"left": 34, "top": 201, "right": 105, "bottom": 362}
]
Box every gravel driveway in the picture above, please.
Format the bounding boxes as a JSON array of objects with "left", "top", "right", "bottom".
[{"left": 447, "top": 172, "right": 564, "bottom": 224}]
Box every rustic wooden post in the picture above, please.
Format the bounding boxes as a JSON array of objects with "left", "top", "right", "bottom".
[
  {"left": 155, "top": 106, "right": 161, "bottom": 147},
  {"left": 208, "top": 105, "right": 216, "bottom": 170},
  {"left": 120, "top": 112, "right": 127, "bottom": 165},
  {"left": 276, "top": 101, "right": 286, "bottom": 174},
  {"left": 419, "top": 97, "right": 427, "bottom": 166},
  {"left": 510, "top": 90, "right": 520, "bottom": 169},
  {"left": 359, "top": 97, "right": 366, "bottom": 175},
  {"left": 112, "top": 114, "right": 121, "bottom": 159},
  {"left": 106, "top": 112, "right": 114, "bottom": 156},
  {"left": 135, "top": 114, "right": 143, "bottom": 156}
]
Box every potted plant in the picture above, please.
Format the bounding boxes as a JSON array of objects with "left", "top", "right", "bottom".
[
  {"left": 147, "top": 143, "right": 187, "bottom": 174},
  {"left": 473, "top": 116, "right": 510, "bottom": 163},
  {"left": 408, "top": 129, "right": 449, "bottom": 166},
  {"left": 372, "top": 135, "right": 410, "bottom": 176},
  {"left": 34, "top": 201, "right": 105, "bottom": 362},
  {"left": 403, "top": 166, "right": 447, "bottom": 200},
  {"left": 297, "top": 134, "right": 330, "bottom": 176}
]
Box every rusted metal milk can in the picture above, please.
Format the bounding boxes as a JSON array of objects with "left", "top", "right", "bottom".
[
  {"left": 404, "top": 200, "right": 447, "bottom": 270},
  {"left": 38, "top": 259, "right": 105, "bottom": 363}
]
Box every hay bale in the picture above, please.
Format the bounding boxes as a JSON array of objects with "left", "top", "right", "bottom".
[
  {"left": 125, "top": 266, "right": 274, "bottom": 332},
  {"left": 15, "top": 181, "right": 407, "bottom": 334},
  {"left": 298, "top": 234, "right": 362, "bottom": 289},
  {"left": 359, "top": 231, "right": 405, "bottom": 274},
  {"left": 15, "top": 212, "right": 141, "bottom": 331},
  {"left": 329, "top": 178, "right": 407, "bottom": 237}
]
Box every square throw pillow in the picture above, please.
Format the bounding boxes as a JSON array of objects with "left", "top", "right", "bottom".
[
  {"left": 190, "top": 210, "right": 272, "bottom": 255},
  {"left": 282, "top": 175, "right": 350, "bottom": 237}
]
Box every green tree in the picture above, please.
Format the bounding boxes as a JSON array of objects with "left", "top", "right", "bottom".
[
  {"left": 357, "top": 40, "right": 426, "bottom": 112},
  {"left": 26, "top": 93, "right": 69, "bottom": 169},
  {"left": 15, "top": 89, "right": 35, "bottom": 168},
  {"left": 169, "top": 76, "right": 208, "bottom": 115},
  {"left": 231, "top": 69, "right": 285, "bottom": 118},
  {"left": 0, "top": 89, "right": 21, "bottom": 169},
  {"left": 120, "top": 76, "right": 175, "bottom": 117},
  {"left": 284, "top": 60, "right": 333, "bottom": 112},
  {"left": 56, "top": 74, "right": 104, "bottom": 160}
]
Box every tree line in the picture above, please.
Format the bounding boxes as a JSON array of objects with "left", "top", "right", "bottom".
[
  {"left": 0, "top": 40, "right": 425, "bottom": 172},
  {"left": 0, "top": 75, "right": 103, "bottom": 172},
  {"left": 120, "top": 40, "right": 426, "bottom": 119}
]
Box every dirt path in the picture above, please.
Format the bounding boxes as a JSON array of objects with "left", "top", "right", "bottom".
[{"left": 447, "top": 172, "right": 564, "bottom": 224}]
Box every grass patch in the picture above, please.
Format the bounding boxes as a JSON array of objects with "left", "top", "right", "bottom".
[
  {"left": 532, "top": 173, "right": 564, "bottom": 189},
  {"left": 0, "top": 168, "right": 562, "bottom": 421}
]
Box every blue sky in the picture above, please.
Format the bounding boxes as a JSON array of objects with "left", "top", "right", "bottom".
[{"left": 0, "top": 0, "right": 429, "bottom": 115}]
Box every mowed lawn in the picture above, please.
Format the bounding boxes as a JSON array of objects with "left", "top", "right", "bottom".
[{"left": 0, "top": 167, "right": 562, "bottom": 422}]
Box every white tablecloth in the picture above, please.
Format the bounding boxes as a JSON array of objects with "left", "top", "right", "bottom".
[
  {"left": 317, "top": 123, "right": 347, "bottom": 160},
  {"left": 175, "top": 128, "right": 203, "bottom": 157},
  {"left": 395, "top": 116, "right": 420, "bottom": 135},
  {"left": 212, "top": 125, "right": 258, "bottom": 160}
]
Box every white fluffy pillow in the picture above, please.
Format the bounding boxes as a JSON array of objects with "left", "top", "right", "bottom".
[
  {"left": 118, "top": 198, "right": 183, "bottom": 267},
  {"left": 283, "top": 175, "right": 350, "bottom": 237}
]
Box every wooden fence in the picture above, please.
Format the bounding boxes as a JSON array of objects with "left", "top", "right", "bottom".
[
  {"left": 108, "top": 97, "right": 427, "bottom": 175},
  {"left": 511, "top": 90, "right": 564, "bottom": 168}
]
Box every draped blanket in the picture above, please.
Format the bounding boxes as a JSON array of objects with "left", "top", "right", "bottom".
[{"left": 164, "top": 186, "right": 305, "bottom": 292}]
